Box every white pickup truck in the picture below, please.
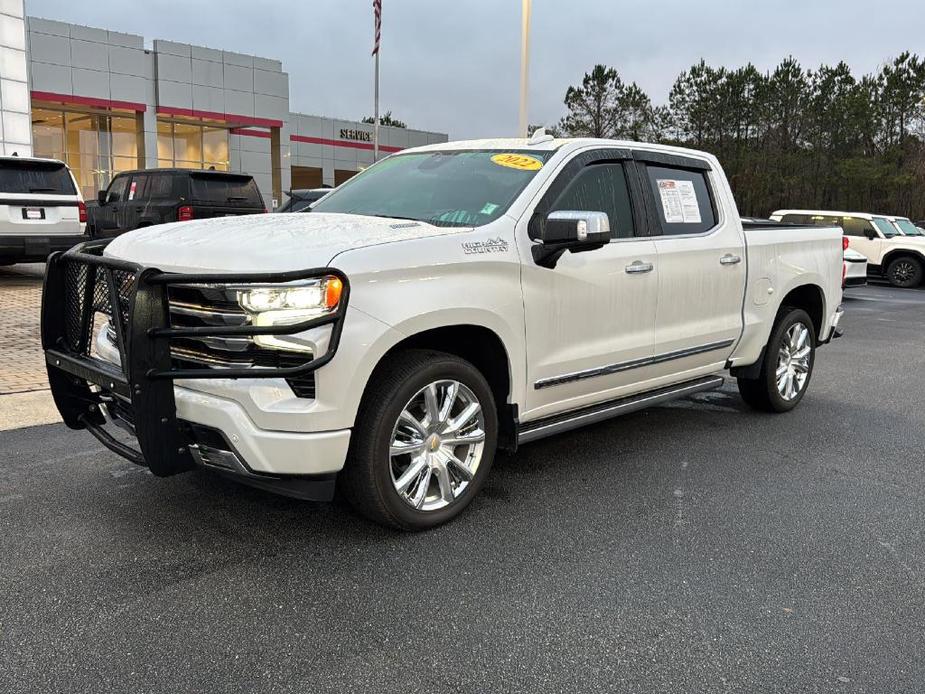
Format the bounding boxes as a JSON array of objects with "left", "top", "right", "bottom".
[{"left": 42, "top": 136, "right": 844, "bottom": 529}]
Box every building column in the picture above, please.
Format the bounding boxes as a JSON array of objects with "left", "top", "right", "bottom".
[
  {"left": 1, "top": 5, "right": 31, "bottom": 156},
  {"left": 142, "top": 108, "right": 158, "bottom": 169},
  {"left": 322, "top": 162, "right": 335, "bottom": 187}
]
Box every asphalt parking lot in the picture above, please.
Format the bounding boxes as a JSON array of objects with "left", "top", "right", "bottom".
[{"left": 1, "top": 284, "right": 923, "bottom": 693}]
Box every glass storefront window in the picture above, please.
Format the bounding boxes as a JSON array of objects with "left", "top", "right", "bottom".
[
  {"left": 65, "top": 113, "right": 104, "bottom": 199},
  {"left": 31, "top": 106, "right": 141, "bottom": 199},
  {"left": 203, "top": 126, "right": 229, "bottom": 170},
  {"left": 31, "top": 109, "right": 232, "bottom": 197},
  {"left": 156, "top": 120, "right": 229, "bottom": 171},
  {"left": 173, "top": 122, "right": 202, "bottom": 168},
  {"left": 111, "top": 116, "right": 138, "bottom": 162},
  {"left": 31, "top": 108, "right": 65, "bottom": 160}
]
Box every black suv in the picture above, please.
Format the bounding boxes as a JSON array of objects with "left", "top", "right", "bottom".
[{"left": 88, "top": 169, "right": 265, "bottom": 237}]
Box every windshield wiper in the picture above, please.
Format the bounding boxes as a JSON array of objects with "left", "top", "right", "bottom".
[
  {"left": 29, "top": 187, "right": 57, "bottom": 193},
  {"left": 364, "top": 213, "right": 422, "bottom": 222}
]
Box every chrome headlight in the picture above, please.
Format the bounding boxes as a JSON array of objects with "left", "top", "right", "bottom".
[{"left": 235, "top": 276, "right": 343, "bottom": 351}]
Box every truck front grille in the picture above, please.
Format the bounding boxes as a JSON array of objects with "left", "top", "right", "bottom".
[
  {"left": 63, "top": 259, "right": 135, "bottom": 361},
  {"left": 104, "top": 283, "right": 316, "bottom": 399}
]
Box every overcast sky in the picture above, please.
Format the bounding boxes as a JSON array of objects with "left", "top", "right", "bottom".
[{"left": 26, "top": 0, "right": 925, "bottom": 138}]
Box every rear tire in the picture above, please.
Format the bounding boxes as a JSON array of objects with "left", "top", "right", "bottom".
[
  {"left": 886, "top": 256, "right": 923, "bottom": 288},
  {"left": 340, "top": 349, "right": 498, "bottom": 531},
  {"left": 737, "top": 307, "right": 816, "bottom": 413}
]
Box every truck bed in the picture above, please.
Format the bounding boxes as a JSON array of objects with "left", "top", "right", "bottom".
[{"left": 729, "top": 221, "right": 843, "bottom": 368}]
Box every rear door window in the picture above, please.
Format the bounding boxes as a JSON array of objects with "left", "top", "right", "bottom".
[
  {"left": 841, "top": 217, "right": 876, "bottom": 237},
  {"left": 127, "top": 174, "right": 147, "bottom": 201},
  {"left": 644, "top": 165, "right": 716, "bottom": 235},
  {"left": 105, "top": 176, "right": 129, "bottom": 203},
  {"left": 190, "top": 174, "right": 262, "bottom": 206},
  {"left": 0, "top": 160, "right": 76, "bottom": 195}
]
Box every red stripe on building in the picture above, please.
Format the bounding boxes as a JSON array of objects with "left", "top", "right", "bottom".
[
  {"left": 230, "top": 127, "right": 272, "bottom": 139},
  {"left": 31, "top": 90, "right": 147, "bottom": 113},
  {"left": 156, "top": 106, "right": 283, "bottom": 129},
  {"left": 290, "top": 134, "right": 403, "bottom": 153}
]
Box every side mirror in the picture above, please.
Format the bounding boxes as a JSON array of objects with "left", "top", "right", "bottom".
[
  {"left": 864, "top": 229, "right": 877, "bottom": 240},
  {"left": 533, "top": 210, "right": 610, "bottom": 268},
  {"left": 97, "top": 189, "right": 107, "bottom": 205}
]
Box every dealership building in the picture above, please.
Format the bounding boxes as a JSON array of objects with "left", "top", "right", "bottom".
[{"left": 0, "top": 3, "right": 448, "bottom": 206}]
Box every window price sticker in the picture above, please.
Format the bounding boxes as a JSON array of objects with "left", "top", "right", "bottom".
[{"left": 657, "top": 179, "right": 702, "bottom": 224}]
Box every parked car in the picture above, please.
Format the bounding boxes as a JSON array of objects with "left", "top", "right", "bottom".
[
  {"left": 0, "top": 155, "right": 86, "bottom": 265},
  {"left": 887, "top": 215, "right": 925, "bottom": 239},
  {"left": 87, "top": 169, "right": 265, "bottom": 238},
  {"left": 43, "top": 138, "right": 844, "bottom": 530},
  {"left": 278, "top": 187, "right": 333, "bottom": 213},
  {"left": 771, "top": 209, "right": 925, "bottom": 288}
]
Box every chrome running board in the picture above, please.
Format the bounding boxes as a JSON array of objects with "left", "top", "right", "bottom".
[{"left": 517, "top": 375, "right": 725, "bottom": 445}]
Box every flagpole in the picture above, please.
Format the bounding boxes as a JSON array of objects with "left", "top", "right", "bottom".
[
  {"left": 518, "top": 0, "right": 532, "bottom": 137},
  {"left": 374, "top": 51, "right": 380, "bottom": 161},
  {"left": 373, "top": 0, "right": 381, "bottom": 161}
]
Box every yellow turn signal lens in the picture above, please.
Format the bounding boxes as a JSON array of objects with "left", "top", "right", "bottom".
[{"left": 325, "top": 277, "right": 344, "bottom": 309}]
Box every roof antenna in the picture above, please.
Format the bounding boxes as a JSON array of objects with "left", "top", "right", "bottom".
[
  {"left": 527, "top": 127, "right": 554, "bottom": 145},
  {"left": 11, "top": 151, "right": 18, "bottom": 157}
]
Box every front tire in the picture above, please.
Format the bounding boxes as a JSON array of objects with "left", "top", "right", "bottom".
[
  {"left": 737, "top": 308, "right": 816, "bottom": 413},
  {"left": 886, "top": 256, "right": 923, "bottom": 288},
  {"left": 341, "top": 349, "right": 498, "bottom": 530}
]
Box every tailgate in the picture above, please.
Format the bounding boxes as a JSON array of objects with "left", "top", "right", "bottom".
[{"left": 0, "top": 197, "right": 81, "bottom": 235}]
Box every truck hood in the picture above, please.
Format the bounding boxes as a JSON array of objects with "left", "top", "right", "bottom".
[{"left": 104, "top": 212, "right": 464, "bottom": 273}]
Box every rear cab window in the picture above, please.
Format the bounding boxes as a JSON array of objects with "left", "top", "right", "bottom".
[
  {"left": 643, "top": 164, "right": 716, "bottom": 235},
  {"left": 190, "top": 174, "right": 263, "bottom": 207},
  {"left": 0, "top": 159, "right": 77, "bottom": 196}
]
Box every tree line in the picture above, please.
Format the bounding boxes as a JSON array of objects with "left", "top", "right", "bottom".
[{"left": 551, "top": 55, "right": 925, "bottom": 219}]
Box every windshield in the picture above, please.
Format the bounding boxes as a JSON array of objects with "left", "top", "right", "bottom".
[
  {"left": 872, "top": 218, "right": 898, "bottom": 238},
  {"left": 311, "top": 149, "right": 554, "bottom": 227},
  {"left": 893, "top": 218, "right": 924, "bottom": 236}
]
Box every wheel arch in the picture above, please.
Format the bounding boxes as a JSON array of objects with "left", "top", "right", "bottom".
[
  {"left": 881, "top": 248, "right": 925, "bottom": 277},
  {"left": 778, "top": 283, "right": 825, "bottom": 342},
  {"left": 359, "top": 322, "right": 519, "bottom": 451}
]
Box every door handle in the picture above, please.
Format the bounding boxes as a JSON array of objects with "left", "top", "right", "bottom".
[
  {"left": 720, "top": 254, "right": 742, "bottom": 266},
  {"left": 625, "top": 260, "right": 654, "bottom": 274}
]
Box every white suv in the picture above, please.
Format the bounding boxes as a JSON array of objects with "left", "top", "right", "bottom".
[
  {"left": 772, "top": 209, "right": 925, "bottom": 288},
  {"left": 0, "top": 156, "right": 86, "bottom": 266}
]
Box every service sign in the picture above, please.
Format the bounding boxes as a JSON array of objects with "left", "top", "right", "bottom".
[{"left": 340, "top": 129, "right": 372, "bottom": 143}]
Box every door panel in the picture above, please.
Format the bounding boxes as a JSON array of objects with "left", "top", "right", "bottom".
[
  {"left": 521, "top": 239, "right": 659, "bottom": 417},
  {"left": 517, "top": 150, "right": 660, "bottom": 420},
  {"left": 645, "top": 167, "right": 746, "bottom": 370}
]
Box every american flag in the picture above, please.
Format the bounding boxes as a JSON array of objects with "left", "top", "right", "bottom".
[{"left": 372, "top": 0, "right": 382, "bottom": 55}]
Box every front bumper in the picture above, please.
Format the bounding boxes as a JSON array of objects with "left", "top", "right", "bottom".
[
  {"left": 41, "top": 239, "right": 350, "bottom": 498},
  {"left": 174, "top": 383, "right": 350, "bottom": 476}
]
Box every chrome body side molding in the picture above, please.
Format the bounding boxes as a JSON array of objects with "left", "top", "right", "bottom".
[{"left": 534, "top": 340, "right": 734, "bottom": 390}]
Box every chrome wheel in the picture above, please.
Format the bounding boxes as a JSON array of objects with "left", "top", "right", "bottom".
[
  {"left": 389, "top": 380, "right": 486, "bottom": 511},
  {"left": 776, "top": 321, "right": 811, "bottom": 401}
]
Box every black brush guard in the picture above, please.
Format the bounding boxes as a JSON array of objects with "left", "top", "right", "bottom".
[{"left": 41, "top": 239, "right": 349, "bottom": 477}]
